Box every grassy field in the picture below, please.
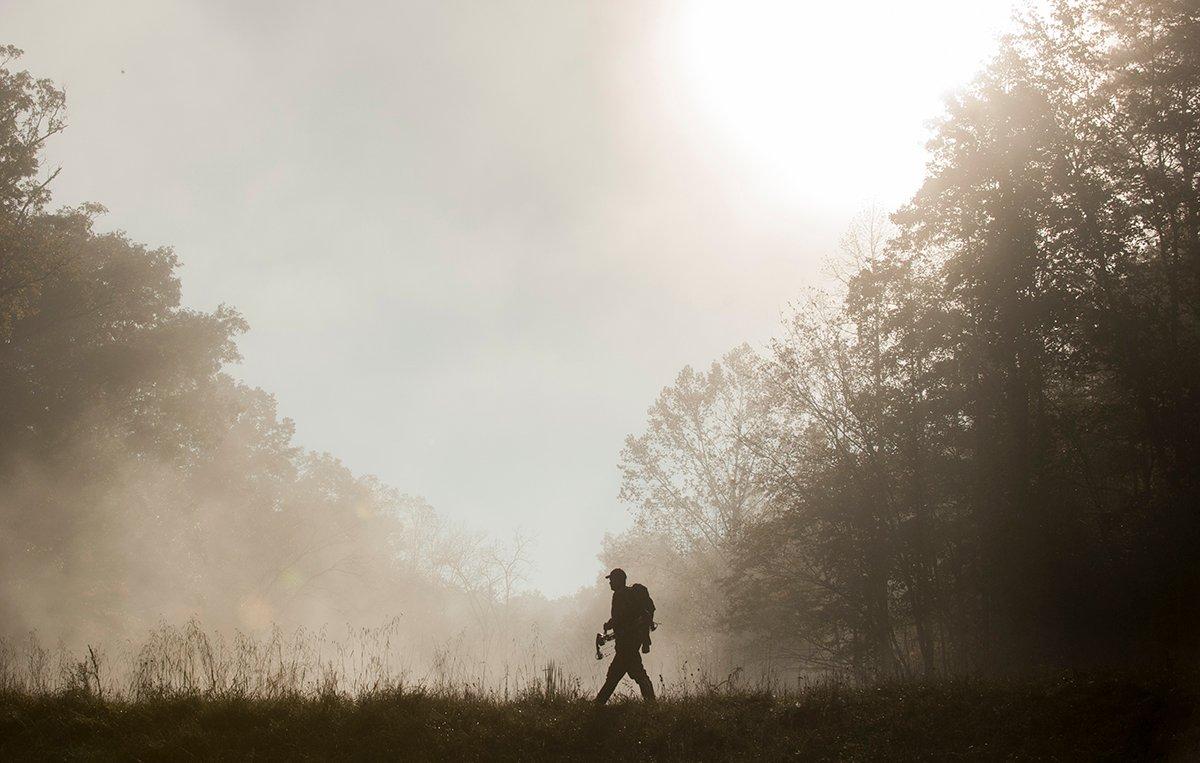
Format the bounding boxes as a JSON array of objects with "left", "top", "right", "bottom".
[{"left": 1, "top": 675, "right": 1195, "bottom": 760}]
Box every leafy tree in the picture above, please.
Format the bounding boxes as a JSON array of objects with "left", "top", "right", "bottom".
[
  {"left": 636, "top": 0, "right": 1200, "bottom": 678},
  {"left": 0, "top": 47, "right": 533, "bottom": 653}
]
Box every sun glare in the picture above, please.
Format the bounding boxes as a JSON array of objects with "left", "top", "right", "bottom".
[{"left": 667, "top": 0, "right": 1017, "bottom": 205}]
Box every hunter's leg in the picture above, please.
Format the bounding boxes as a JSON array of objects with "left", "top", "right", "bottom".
[
  {"left": 625, "top": 649, "right": 656, "bottom": 701},
  {"left": 594, "top": 653, "right": 628, "bottom": 705}
]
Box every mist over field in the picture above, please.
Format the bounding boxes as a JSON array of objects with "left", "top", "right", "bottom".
[
  {"left": 2, "top": 0, "right": 1024, "bottom": 600},
  {"left": 2, "top": 0, "right": 1200, "bottom": 757}
]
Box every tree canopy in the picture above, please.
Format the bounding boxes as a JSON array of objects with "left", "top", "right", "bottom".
[{"left": 616, "top": 0, "right": 1200, "bottom": 678}]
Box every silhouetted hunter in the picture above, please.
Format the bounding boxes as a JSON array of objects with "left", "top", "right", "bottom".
[{"left": 594, "top": 567, "right": 656, "bottom": 704}]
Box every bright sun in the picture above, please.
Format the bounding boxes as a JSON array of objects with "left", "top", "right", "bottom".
[{"left": 666, "top": 0, "right": 1018, "bottom": 206}]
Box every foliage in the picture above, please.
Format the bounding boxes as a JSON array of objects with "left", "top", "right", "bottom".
[
  {"left": 0, "top": 47, "right": 532, "bottom": 648},
  {"left": 617, "top": 0, "right": 1200, "bottom": 679}
]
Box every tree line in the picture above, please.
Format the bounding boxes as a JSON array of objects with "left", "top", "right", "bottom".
[
  {"left": 0, "top": 44, "right": 536, "bottom": 649},
  {"left": 612, "top": 0, "right": 1200, "bottom": 679}
]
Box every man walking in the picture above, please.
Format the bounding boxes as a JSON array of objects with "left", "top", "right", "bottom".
[{"left": 594, "top": 567, "right": 656, "bottom": 704}]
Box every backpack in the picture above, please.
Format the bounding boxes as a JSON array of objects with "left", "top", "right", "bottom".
[
  {"left": 628, "top": 583, "right": 655, "bottom": 619},
  {"left": 629, "top": 583, "right": 656, "bottom": 651}
]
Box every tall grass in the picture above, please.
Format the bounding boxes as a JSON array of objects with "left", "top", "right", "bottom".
[
  {"left": 0, "top": 621, "right": 607, "bottom": 701},
  {"left": 0, "top": 621, "right": 814, "bottom": 702},
  {"left": 2, "top": 625, "right": 1195, "bottom": 758},
  {"left": 0, "top": 666, "right": 1191, "bottom": 759}
]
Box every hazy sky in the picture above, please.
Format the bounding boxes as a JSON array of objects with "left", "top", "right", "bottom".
[{"left": 2, "top": 0, "right": 1017, "bottom": 597}]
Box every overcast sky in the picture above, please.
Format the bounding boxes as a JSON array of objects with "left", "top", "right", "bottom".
[{"left": 2, "top": 0, "right": 1017, "bottom": 597}]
